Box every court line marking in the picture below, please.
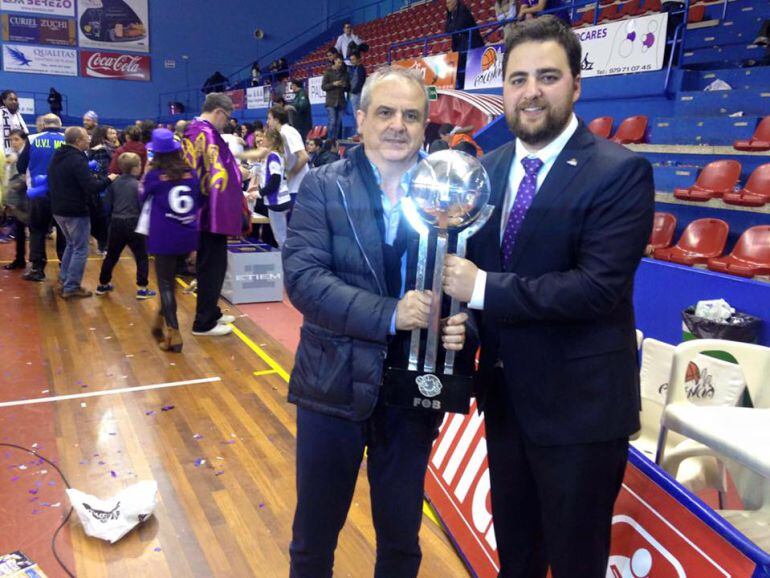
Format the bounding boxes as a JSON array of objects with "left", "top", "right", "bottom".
[
  {"left": 0, "top": 377, "right": 221, "bottom": 408},
  {"left": 253, "top": 369, "right": 279, "bottom": 377},
  {"left": 174, "top": 277, "right": 291, "bottom": 383}
]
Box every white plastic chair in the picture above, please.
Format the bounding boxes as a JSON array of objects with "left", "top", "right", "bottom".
[
  {"left": 632, "top": 338, "right": 746, "bottom": 498},
  {"left": 655, "top": 338, "right": 770, "bottom": 551}
]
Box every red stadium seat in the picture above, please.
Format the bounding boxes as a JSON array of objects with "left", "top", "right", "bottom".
[
  {"left": 643, "top": 0, "right": 661, "bottom": 12},
  {"left": 599, "top": 4, "right": 620, "bottom": 20},
  {"left": 610, "top": 115, "right": 648, "bottom": 144},
  {"left": 723, "top": 164, "right": 770, "bottom": 207},
  {"left": 620, "top": 0, "right": 642, "bottom": 17},
  {"left": 576, "top": 8, "right": 596, "bottom": 25},
  {"left": 588, "top": 116, "right": 614, "bottom": 139},
  {"left": 648, "top": 212, "right": 677, "bottom": 251},
  {"left": 687, "top": 4, "right": 705, "bottom": 22},
  {"left": 733, "top": 116, "right": 770, "bottom": 152},
  {"left": 653, "top": 218, "right": 729, "bottom": 266},
  {"left": 707, "top": 226, "right": 770, "bottom": 278},
  {"left": 674, "top": 160, "right": 742, "bottom": 202}
]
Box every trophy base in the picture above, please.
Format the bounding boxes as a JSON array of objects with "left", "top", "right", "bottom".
[{"left": 383, "top": 368, "right": 472, "bottom": 414}]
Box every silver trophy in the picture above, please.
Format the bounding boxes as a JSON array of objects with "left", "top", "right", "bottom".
[{"left": 384, "top": 150, "right": 493, "bottom": 414}]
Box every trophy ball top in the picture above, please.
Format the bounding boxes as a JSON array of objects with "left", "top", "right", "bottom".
[{"left": 409, "top": 149, "right": 491, "bottom": 229}]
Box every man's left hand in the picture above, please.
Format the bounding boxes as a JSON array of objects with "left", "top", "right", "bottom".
[
  {"left": 442, "top": 312, "right": 467, "bottom": 351},
  {"left": 443, "top": 254, "right": 478, "bottom": 303}
]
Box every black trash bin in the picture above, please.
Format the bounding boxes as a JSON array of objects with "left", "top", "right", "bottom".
[{"left": 682, "top": 306, "right": 762, "bottom": 343}]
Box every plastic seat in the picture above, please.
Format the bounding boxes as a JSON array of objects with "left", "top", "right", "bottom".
[
  {"left": 723, "top": 163, "right": 770, "bottom": 207},
  {"left": 648, "top": 212, "right": 677, "bottom": 251},
  {"left": 707, "top": 226, "right": 770, "bottom": 278},
  {"left": 653, "top": 218, "right": 729, "bottom": 265},
  {"left": 733, "top": 116, "right": 770, "bottom": 152},
  {"left": 687, "top": 4, "right": 705, "bottom": 22},
  {"left": 587, "top": 116, "right": 613, "bottom": 139},
  {"left": 620, "top": 0, "right": 641, "bottom": 16},
  {"left": 609, "top": 115, "right": 647, "bottom": 144},
  {"left": 674, "top": 159, "right": 742, "bottom": 202}
]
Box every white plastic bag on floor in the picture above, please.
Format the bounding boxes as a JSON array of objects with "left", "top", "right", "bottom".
[
  {"left": 704, "top": 78, "right": 732, "bottom": 91},
  {"left": 66, "top": 480, "right": 158, "bottom": 543}
]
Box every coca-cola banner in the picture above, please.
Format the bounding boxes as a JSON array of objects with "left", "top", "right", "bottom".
[
  {"left": 80, "top": 50, "right": 151, "bottom": 81},
  {"left": 77, "top": 0, "right": 149, "bottom": 53}
]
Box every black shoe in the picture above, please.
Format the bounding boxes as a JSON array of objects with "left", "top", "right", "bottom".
[
  {"left": 3, "top": 260, "right": 25, "bottom": 270},
  {"left": 22, "top": 270, "right": 45, "bottom": 282}
]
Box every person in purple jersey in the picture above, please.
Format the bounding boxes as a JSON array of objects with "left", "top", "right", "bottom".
[{"left": 139, "top": 129, "right": 200, "bottom": 353}]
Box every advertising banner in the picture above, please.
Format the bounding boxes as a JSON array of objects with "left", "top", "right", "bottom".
[
  {"left": 393, "top": 52, "right": 459, "bottom": 89},
  {"left": 0, "top": 0, "right": 74, "bottom": 17},
  {"left": 308, "top": 76, "right": 326, "bottom": 106},
  {"left": 224, "top": 89, "right": 245, "bottom": 110},
  {"left": 1, "top": 14, "right": 76, "bottom": 46},
  {"left": 576, "top": 12, "right": 668, "bottom": 78},
  {"left": 2, "top": 43, "right": 77, "bottom": 76},
  {"left": 464, "top": 44, "right": 504, "bottom": 91},
  {"left": 246, "top": 85, "right": 271, "bottom": 110},
  {"left": 426, "top": 408, "right": 765, "bottom": 578},
  {"left": 18, "top": 97, "right": 34, "bottom": 115},
  {"left": 77, "top": 0, "right": 149, "bottom": 53},
  {"left": 80, "top": 50, "right": 150, "bottom": 80}
]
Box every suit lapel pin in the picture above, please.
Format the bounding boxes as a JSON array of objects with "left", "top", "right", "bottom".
[{"left": 567, "top": 158, "right": 578, "bottom": 167}]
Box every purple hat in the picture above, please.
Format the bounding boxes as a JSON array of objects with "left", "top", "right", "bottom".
[{"left": 148, "top": 128, "right": 181, "bottom": 154}]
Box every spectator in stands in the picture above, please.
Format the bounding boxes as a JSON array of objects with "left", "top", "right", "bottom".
[
  {"left": 326, "top": 47, "right": 340, "bottom": 66},
  {"left": 495, "top": 0, "right": 518, "bottom": 44},
  {"left": 109, "top": 126, "right": 147, "bottom": 174},
  {"left": 306, "top": 137, "right": 322, "bottom": 167},
  {"left": 1, "top": 91, "right": 28, "bottom": 156},
  {"left": 322, "top": 55, "right": 350, "bottom": 140},
  {"left": 142, "top": 129, "right": 201, "bottom": 352},
  {"left": 445, "top": 0, "right": 484, "bottom": 88},
  {"left": 518, "top": 0, "right": 570, "bottom": 21},
  {"left": 438, "top": 123, "right": 484, "bottom": 156},
  {"left": 335, "top": 22, "right": 364, "bottom": 65},
  {"left": 347, "top": 51, "right": 367, "bottom": 115},
  {"left": 289, "top": 79, "right": 313, "bottom": 141},
  {"left": 173, "top": 120, "right": 188, "bottom": 143},
  {"left": 183, "top": 93, "right": 245, "bottom": 337},
  {"left": 266, "top": 105, "right": 309, "bottom": 208},
  {"left": 283, "top": 64, "right": 469, "bottom": 578},
  {"left": 48, "top": 127, "right": 115, "bottom": 298},
  {"left": 314, "top": 138, "right": 340, "bottom": 166},
  {"left": 251, "top": 61, "right": 261, "bottom": 87},
  {"left": 47, "top": 87, "right": 63, "bottom": 116},
  {"left": 18, "top": 115, "right": 67, "bottom": 282},
  {"left": 96, "top": 152, "right": 154, "bottom": 300},
  {"left": 87, "top": 126, "right": 114, "bottom": 255},
  {"left": 82, "top": 111, "right": 99, "bottom": 137},
  {"left": 442, "top": 16, "right": 654, "bottom": 577}
]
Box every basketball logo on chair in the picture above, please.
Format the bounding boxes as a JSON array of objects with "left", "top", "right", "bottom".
[{"left": 481, "top": 47, "right": 497, "bottom": 72}]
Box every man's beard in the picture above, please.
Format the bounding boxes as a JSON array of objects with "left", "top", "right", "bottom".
[{"left": 506, "top": 100, "right": 572, "bottom": 148}]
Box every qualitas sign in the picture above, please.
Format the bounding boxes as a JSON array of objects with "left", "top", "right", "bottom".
[{"left": 80, "top": 50, "right": 150, "bottom": 81}]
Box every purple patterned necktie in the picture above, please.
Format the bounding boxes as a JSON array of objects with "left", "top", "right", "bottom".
[{"left": 501, "top": 156, "right": 544, "bottom": 266}]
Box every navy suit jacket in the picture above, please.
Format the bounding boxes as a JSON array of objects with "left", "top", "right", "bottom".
[{"left": 468, "top": 123, "right": 655, "bottom": 446}]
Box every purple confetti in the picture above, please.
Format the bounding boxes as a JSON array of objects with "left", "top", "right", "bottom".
[
  {"left": 110, "top": 470, "right": 117, "bottom": 478},
  {"left": 215, "top": 470, "right": 225, "bottom": 476},
  {"left": 28, "top": 489, "right": 38, "bottom": 495},
  {"left": 259, "top": 503, "right": 265, "bottom": 509},
  {"left": 222, "top": 440, "right": 236, "bottom": 445},
  {"left": 161, "top": 405, "right": 175, "bottom": 412},
  {"left": 194, "top": 458, "right": 205, "bottom": 467},
  {"left": 31, "top": 509, "right": 39, "bottom": 515},
  {"left": 79, "top": 460, "right": 88, "bottom": 465},
  {"left": 48, "top": 481, "right": 56, "bottom": 486},
  {"left": 193, "top": 434, "right": 203, "bottom": 440},
  {"left": 11, "top": 476, "right": 19, "bottom": 482},
  {"left": 153, "top": 547, "right": 162, "bottom": 552},
  {"left": 145, "top": 410, "right": 155, "bottom": 416},
  {"left": 98, "top": 461, "right": 106, "bottom": 466}
]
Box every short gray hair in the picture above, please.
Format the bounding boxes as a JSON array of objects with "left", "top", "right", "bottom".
[
  {"left": 202, "top": 92, "right": 234, "bottom": 114},
  {"left": 42, "top": 113, "right": 62, "bottom": 128},
  {"left": 359, "top": 65, "right": 429, "bottom": 119}
]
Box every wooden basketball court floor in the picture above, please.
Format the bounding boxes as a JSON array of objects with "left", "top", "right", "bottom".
[{"left": 0, "top": 240, "right": 470, "bottom": 578}]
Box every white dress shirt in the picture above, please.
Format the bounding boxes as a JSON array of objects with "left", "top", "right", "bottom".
[{"left": 468, "top": 113, "right": 579, "bottom": 310}]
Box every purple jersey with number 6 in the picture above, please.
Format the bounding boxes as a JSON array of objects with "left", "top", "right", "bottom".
[{"left": 141, "top": 168, "right": 201, "bottom": 255}]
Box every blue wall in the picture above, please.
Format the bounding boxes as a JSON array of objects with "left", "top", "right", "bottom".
[{"left": 1, "top": 0, "right": 346, "bottom": 121}]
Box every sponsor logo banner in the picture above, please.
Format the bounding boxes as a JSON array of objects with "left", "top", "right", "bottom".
[
  {"left": 2, "top": 43, "right": 77, "bottom": 76},
  {"left": 77, "top": 0, "right": 149, "bottom": 53},
  {"left": 308, "top": 76, "right": 326, "bottom": 105},
  {"left": 576, "top": 12, "right": 667, "bottom": 78},
  {"left": 1, "top": 14, "right": 76, "bottom": 46},
  {"left": 246, "top": 85, "right": 271, "bottom": 110},
  {"left": 80, "top": 50, "right": 150, "bottom": 80},
  {"left": 426, "top": 408, "right": 758, "bottom": 578},
  {"left": 225, "top": 89, "right": 245, "bottom": 110},
  {"left": 464, "top": 44, "right": 504, "bottom": 91},
  {"left": 18, "top": 97, "right": 35, "bottom": 115},
  {"left": 393, "top": 52, "right": 459, "bottom": 89},
  {"left": 0, "top": 0, "right": 74, "bottom": 17}
]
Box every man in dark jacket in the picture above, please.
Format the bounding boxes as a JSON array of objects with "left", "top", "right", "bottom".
[
  {"left": 321, "top": 55, "right": 349, "bottom": 140},
  {"left": 445, "top": 0, "right": 484, "bottom": 87},
  {"left": 283, "top": 66, "right": 470, "bottom": 577},
  {"left": 347, "top": 50, "right": 367, "bottom": 115},
  {"left": 48, "top": 127, "right": 114, "bottom": 298},
  {"left": 289, "top": 79, "right": 312, "bottom": 141}
]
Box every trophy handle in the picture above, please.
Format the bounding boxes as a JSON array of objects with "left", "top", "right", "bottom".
[
  {"left": 402, "top": 198, "right": 430, "bottom": 371},
  {"left": 443, "top": 203, "right": 495, "bottom": 375}
]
